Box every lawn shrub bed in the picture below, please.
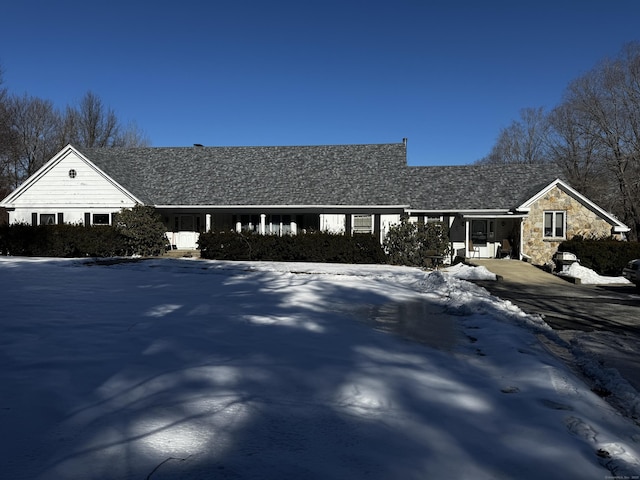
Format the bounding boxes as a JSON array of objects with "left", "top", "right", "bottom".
[
  {"left": 559, "top": 236, "right": 640, "bottom": 275},
  {"left": 198, "top": 231, "right": 388, "bottom": 264},
  {"left": 0, "top": 224, "right": 126, "bottom": 257}
]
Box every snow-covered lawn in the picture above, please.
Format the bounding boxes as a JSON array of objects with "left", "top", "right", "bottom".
[{"left": 1, "top": 257, "right": 639, "bottom": 479}]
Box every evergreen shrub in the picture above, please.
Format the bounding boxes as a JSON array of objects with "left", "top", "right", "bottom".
[
  {"left": 0, "top": 223, "right": 126, "bottom": 257},
  {"left": 383, "top": 216, "right": 450, "bottom": 267},
  {"left": 113, "top": 205, "right": 169, "bottom": 256},
  {"left": 198, "top": 230, "right": 388, "bottom": 264},
  {"left": 558, "top": 236, "right": 640, "bottom": 275}
]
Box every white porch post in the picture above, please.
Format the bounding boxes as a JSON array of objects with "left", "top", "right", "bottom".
[
  {"left": 465, "top": 219, "right": 470, "bottom": 255},
  {"left": 260, "top": 214, "right": 266, "bottom": 235},
  {"left": 449, "top": 216, "right": 455, "bottom": 260},
  {"left": 519, "top": 220, "right": 524, "bottom": 261},
  {"left": 205, "top": 214, "right": 212, "bottom": 232},
  {"left": 235, "top": 221, "right": 241, "bottom": 233}
]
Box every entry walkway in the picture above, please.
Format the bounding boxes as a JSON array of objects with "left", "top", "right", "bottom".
[{"left": 467, "top": 259, "right": 567, "bottom": 285}]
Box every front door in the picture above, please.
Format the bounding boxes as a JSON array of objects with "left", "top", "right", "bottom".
[
  {"left": 171, "top": 215, "right": 200, "bottom": 249},
  {"left": 471, "top": 220, "right": 495, "bottom": 258}
]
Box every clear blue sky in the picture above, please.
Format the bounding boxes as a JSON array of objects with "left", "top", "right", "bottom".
[{"left": 1, "top": 0, "right": 639, "bottom": 165}]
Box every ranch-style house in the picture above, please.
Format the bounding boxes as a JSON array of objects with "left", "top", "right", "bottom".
[{"left": 0, "top": 141, "right": 629, "bottom": 266}]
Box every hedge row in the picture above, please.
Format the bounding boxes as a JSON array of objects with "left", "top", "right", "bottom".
[
  {"left": 558, "top": 237, "right": 640, "bottom": 275},
  {"left": 198, "top": 231, "right": 388, "bottom": 264},
  {"left": 0, "top": 224, "right": 127, "bottom": 257}
]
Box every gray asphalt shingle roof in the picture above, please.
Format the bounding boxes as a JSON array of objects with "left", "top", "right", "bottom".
[
  {"left": 79, "top": 143, "right": 408, "bottom": 206},
  {"left": 401, "top": 163, "right": 565, "bottom": 211},
  {"left": 77, "top": 143, "right": 565, "bottom": 211}
]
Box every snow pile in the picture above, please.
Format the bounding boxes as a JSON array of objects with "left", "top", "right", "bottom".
[
  {"left": 558, "top": 262, "right": 631, "bottom": 285},
  {"left": 441, "top": 261, "right": 497, "bottom": 280},
  {"left": 0, "top": 257, "right": 639, "bottom": 479}
]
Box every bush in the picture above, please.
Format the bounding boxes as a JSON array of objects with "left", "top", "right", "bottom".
[
  {"left": 383, "top": 216, "right": 450, "bottom": 267},
  {"left": 198, "top": 230, "right": 388, "bottom": 264},
  {"left": 0, "top": 223, "right": 126, "bottom": 257},
  {"left": 113, "top": 205, "right": 169, "bottom": 256},
  {"left": 558, "top": 236, "right": 640, "bottom": 275}
]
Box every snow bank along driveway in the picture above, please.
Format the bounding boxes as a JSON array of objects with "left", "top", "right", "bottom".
[{"left": 0, "top": 258, "right": 639, "bottom": 479}]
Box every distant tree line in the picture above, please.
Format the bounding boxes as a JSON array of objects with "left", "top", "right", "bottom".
[
  {"left": 0, "top": 66, "right": 149, "bottom": 200},
  {"left": 478, "top": 42, "right": 640, "bottom": 241}
]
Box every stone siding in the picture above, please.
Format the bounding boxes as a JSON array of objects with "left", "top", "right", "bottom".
[{"left": 522, "top": 185, "right": 614, "bottom": 265}]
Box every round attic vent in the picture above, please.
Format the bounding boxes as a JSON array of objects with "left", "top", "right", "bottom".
[{"left": 69, "top": 169, "right": 77, "bottom": 178}]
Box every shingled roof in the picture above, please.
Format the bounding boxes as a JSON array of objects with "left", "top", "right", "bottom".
[
  {"left": 77, "top": 143, "right": 565, "bottom": 211},
  {"left": 78, "top": 143, "right": 409, "bottom": 206},
  {"left": 401, "top": 163, "right": 566, "bottom": 211}
]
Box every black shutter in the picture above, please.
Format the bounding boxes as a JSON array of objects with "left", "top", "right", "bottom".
[
  {"left": 32, "top": 213, "right": 38, "bottom": 225},
  {"left": 57, "top": 213, "right": 64, "bottom": 224},
  {"left": 84, "top": 212, "right": 91, "bottom": 226}
]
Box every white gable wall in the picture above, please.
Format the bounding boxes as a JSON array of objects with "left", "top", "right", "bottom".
[{"left": 2, "top": 147, "right": 139, "bottom": 225}]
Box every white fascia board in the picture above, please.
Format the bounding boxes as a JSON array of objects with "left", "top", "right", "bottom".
[
  {"left": 153, "top": 204, "right": 410, "bottom": 209},
  {"left": 0, "top": 144, "right": 143, "bottom": 207},
  {"left": 462, "top": 213, "right": 528, "bottom": 219},
  {"left": 405, "top": 209, "right": 511, "bottom": 216},
  {"left": 519, "top": 178, "right": 630, "bottom": 232}
]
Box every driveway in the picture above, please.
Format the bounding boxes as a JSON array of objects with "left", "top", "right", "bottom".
[{"left": 468, "top": 259, "right": 640, "bottom": 402}]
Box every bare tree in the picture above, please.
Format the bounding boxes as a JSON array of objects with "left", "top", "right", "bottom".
[
  {"left": 546, "top": 101, "right": 610, "bottom": 205},
  {"left": 564, "top": 42, "right": 640, "bottom": 239},
  {"left": 0, "top": 68, "right": 20, "bottom": 197},
  {"left": 479, "top": 107, "right": 551, "bottom": 164},
  {"left": 60, "top": 91, "right": 150, "bottom": 148},
  {"left": 112, "top": 120, "right": 151, "bottom": 147},
  {"left": 5, "top": 94, "right": 61, "bottom": 186},
  {"left": 64, "top": 91, "right": 120, "bottom": 148}
]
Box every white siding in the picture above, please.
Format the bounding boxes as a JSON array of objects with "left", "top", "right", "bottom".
[
  {"left": 9, "top": 152, "right": 135, "bottom": 208},
  {"left": 4, "top": 148, "right": 138, "bottom": 225}
]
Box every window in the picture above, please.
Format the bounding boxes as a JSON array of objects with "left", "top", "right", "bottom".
[
  {"left": 93, "top": 214, "right": 110, "bottom": 225},
  {"left": 544, "top": 211, "right": 566, "bottom": 238},
  {"left": 471, "top": 219, "right": 488, "bottom": 245},
  {"left": 68, "top": 169, "right": 77, "bottom": 178},
  {"left": 40, "top": 214, "right": 56, "bottom": 225},
  {"left": 353, "top": 214, "right": 373, "bottom": 234}
]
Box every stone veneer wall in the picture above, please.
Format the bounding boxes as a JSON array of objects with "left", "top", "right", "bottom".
[{"left": 522, "top": 185, "right": 614, "bottom": 265}]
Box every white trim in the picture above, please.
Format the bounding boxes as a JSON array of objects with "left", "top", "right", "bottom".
[
  {"left": 153, "top": 204, "right": 410, "bottom": 209},
  {"left": 462, "top": 213, "right": 528, "bottom": 219},
  {"left": 519, "top": 178, "right": 630, "bottom": 232},
  {"left": 405, "top": 209, "right": 507, "bottom": 215}
]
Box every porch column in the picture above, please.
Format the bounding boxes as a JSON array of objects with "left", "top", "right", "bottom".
[
  {"left": 260, "top": 214, "right": 266, "bottom": 235},
  {"left": 205, "top": 214, "right": 212, "bottom": 232},
  {"left": 235, "top": 221, "right": 241, "bottom": 233},
  {"left": 465, "top": 219, "right": 470, "bottom": 254},
  {"left": 519, "top": 220, "right": 524, "bottom": 261}
]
